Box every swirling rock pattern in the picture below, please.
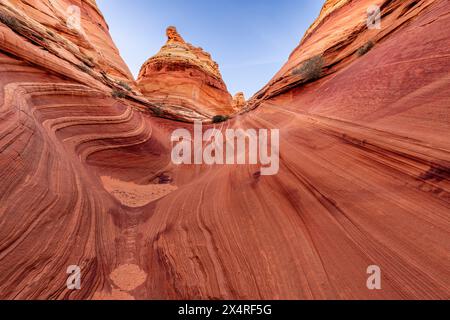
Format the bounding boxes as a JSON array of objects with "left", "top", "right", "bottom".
[
  {"left": 0, "top": 0, "right": 449, "bottom": 300},
  {"left": 0, "top": 0, "right": 133, "bottom": 84}
]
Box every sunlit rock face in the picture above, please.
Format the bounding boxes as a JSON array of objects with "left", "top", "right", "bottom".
[
  {"left": 137, "top": 26, "right": 234, "bottom": 118},
  {"left": 248, "top": 0, "right": 448, "bottom": 132}
]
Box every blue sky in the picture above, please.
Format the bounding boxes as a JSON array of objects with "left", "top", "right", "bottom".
[{"left": 97, "top": 0, "right": 324, "bottom": 98}]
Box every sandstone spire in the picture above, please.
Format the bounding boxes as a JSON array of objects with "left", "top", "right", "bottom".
[
  {"left": 1, "top": 0, "right": 449, "bottom": 301},
  {"left": 137, "top": 26, "right": 234, "bottom": 118}
]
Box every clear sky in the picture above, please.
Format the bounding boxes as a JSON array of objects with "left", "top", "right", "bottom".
[{"left": 97, "top": 0, "right": 324, "bottom": 98}]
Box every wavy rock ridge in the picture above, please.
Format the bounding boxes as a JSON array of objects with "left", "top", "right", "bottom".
[{"left": 0, "top": 0, "right": 449, "bottom": 300}]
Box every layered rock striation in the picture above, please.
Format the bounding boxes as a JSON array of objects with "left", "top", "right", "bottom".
[
  {"left": 137, "top": 26, "right": 234, "bottom": 118},
  {"left": 0, "top": 2, "right": 215, "bottom": 122},
  {"left": 231, "top": 92, "right": 246, "bottom": 111},
  {"left": 0, "top": 0, "right": 449, "bottom": 300},
  {"left": 247, "top": 0, "right": 443, "bottom": 113},
  {"left": 0, "top": 0, "right": 133, "bottom": 87}
]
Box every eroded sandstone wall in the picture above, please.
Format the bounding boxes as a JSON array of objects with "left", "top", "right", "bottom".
[{"left": 137, "top": 26, "right": 235, "bottom": 118}]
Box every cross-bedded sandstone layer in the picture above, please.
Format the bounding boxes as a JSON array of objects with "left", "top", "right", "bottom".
[{"left": 0, "top": 0, "right": 449, "bottom": 299}]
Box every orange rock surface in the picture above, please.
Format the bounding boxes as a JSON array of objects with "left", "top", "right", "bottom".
[
  {"left": 231, "top": 91, "right": 246, "bottom": 111},
  {"left": 0, "top": 0, "right": 449, "bottom": 300},
  {"left": 137, "top": 26, "right": 234, "bottom": 118},
  {"left": 0, "top": 0, "right": 133, "bottom": 85},
  {"left": 0, "top": 1, "right": 211, "bottom": 122}
]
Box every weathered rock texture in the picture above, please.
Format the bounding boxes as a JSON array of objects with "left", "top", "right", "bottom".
[
  {"left": 0, "top": 1, "right": 213, "bottom": 122},
  {"left": 0, "top": 0, "right": 449, "bottom": 300},
  {"left": 137, "top": 26, "right": 234, "bottom": 118},
  {"left": 0, "top": 0, "right": 133, "bottom": 86},
  {"left": 232, "top": 91, "right": 246, "bottom": 110}
]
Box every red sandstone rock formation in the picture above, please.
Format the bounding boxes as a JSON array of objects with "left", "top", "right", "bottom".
[
  {"left": 0, "top": 2, "right": 210, "bottom": 122},
  {"left": 0, "top": 0, "right": 133, "bottom": 86},
  {"left": 231, "top": 91, "right": 246, "bottom": 111},
  {"left": 0, "top": 0, "right": 449, "bottom": 300},
  {"left": 137, "top": 26, "right": 234, "bottom": 119}
]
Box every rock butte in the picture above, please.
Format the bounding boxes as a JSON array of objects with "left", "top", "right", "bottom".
[
  {"left": 138, "top": 26, "right": 238, "bottom": 118},
  {"left": 0, "top": 0, "right": 449, "bottom": 299}
]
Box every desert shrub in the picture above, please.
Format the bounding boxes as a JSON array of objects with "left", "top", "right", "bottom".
[
  {"left": 118, "top": 81, "right": 132, "bottom": 91},
  {"left": 112, "top": 88, "right": 127, "bottom": 99},
  {"left": 357, "top": 41, "right": 375, "bottom": 56},
  {"left": 292, "top": 55, "right": 324, "bottom": 82},
  {"left": 212, "top": 115, "right": 229, "bottom": 123}
]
